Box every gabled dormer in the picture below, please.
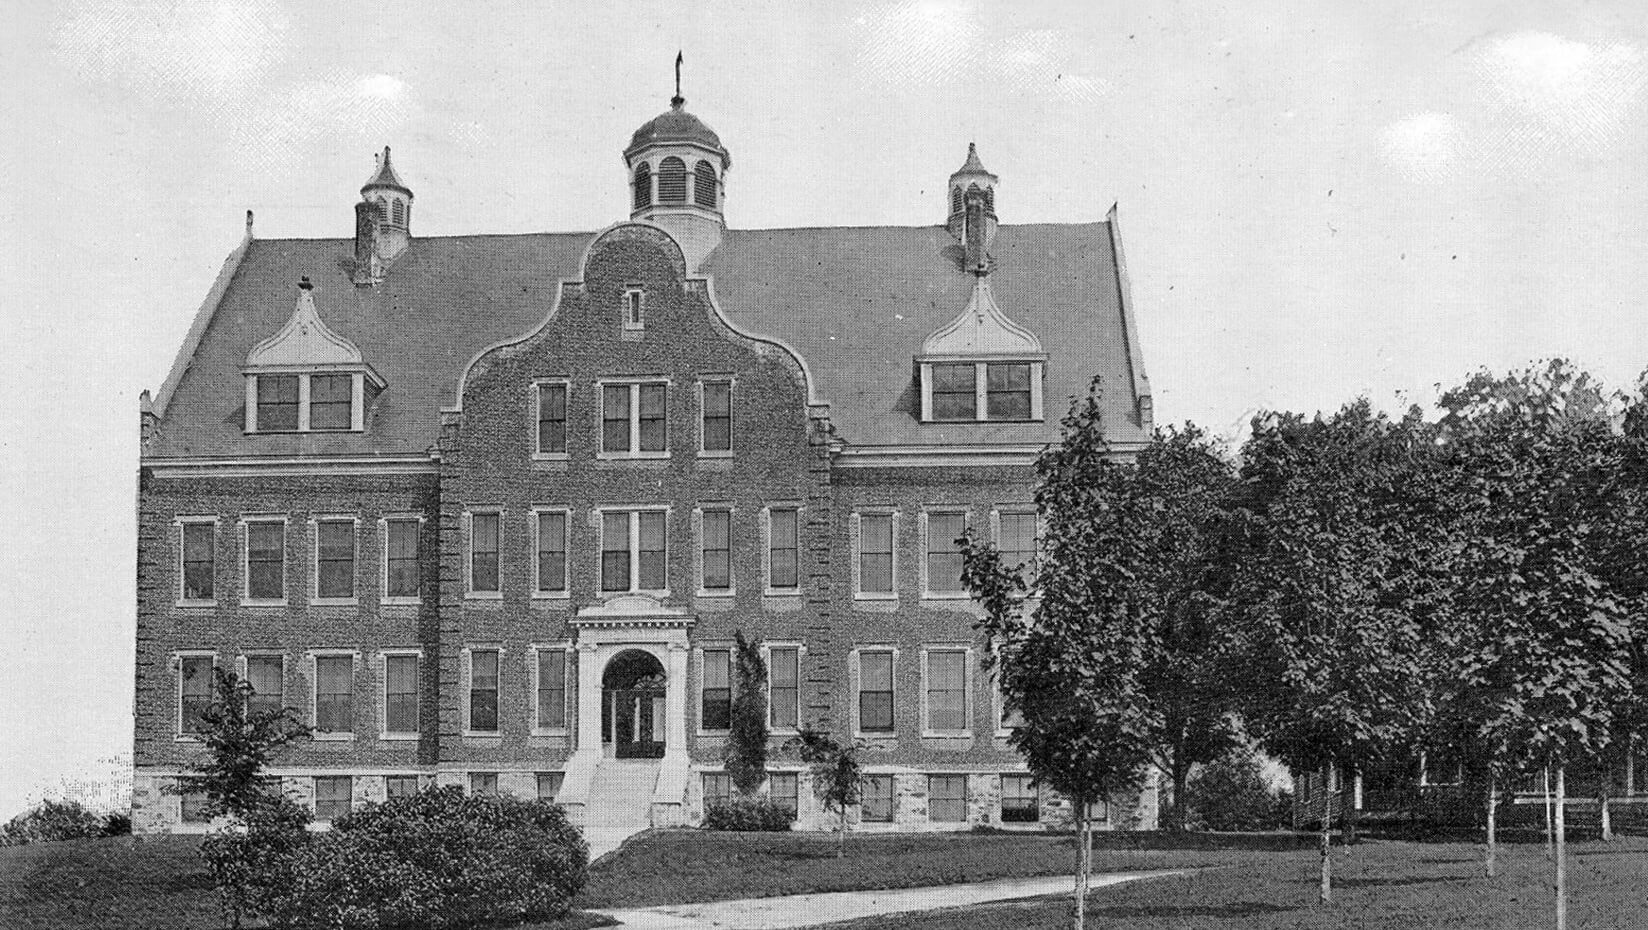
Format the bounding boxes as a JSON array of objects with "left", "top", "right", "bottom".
[
  {"left": 242, "top": 279, "right": 385, "bottom": 433},
  {"left": 916, "top": 276, "right": 1047, "bottom": 423}
]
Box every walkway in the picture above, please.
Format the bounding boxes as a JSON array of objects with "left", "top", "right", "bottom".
[{"left": 591, "top": 869, "right": 1183, "bottom": 929}]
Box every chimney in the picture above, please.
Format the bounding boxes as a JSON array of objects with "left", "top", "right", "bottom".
[
  {"left": 353, "top": 200, "right": 382, "bottom": 285},
  {"left": 963, "top": 188, "right": 990, "bottom": 273}
]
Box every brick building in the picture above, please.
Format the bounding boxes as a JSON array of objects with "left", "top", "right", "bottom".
[{"left": 132, "top": 91, "right": 1158, "bottom": 838}]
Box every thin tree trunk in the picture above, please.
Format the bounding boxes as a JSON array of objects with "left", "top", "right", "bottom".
[
  {"left": 1626, "top": 736, "right": 1636, "bottom": 796},
  {"left": 1171, "top": 756, "right": 1190, "bottom": 832},
  {"left": 1555, "top": 765, "right": 1567, "bottom": 930},
  {"left": 1485, "top": 772, "right": 1497, "bottom": 878},
  {"left": 1073, "top": 802, "right": 1089, "bottom": 930},
  {"left": 1342, "top": 767, "right": 1360, "bottom": 846},
  {"left": 1319, "top": 765, "right": 1333, "bottom": 905},
  {"left": 838, "top": 805, "right": 847, "bottom": 858},
  {"left": 1599, "top": 782, "right": 1612, "bottom": 841},
  {"left": 1543, "top": 766, "right": 1554, "bottom": 862}
]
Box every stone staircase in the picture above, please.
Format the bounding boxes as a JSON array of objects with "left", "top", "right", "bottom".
[{"left": 581, "top": 759, "right": 661, "bottom": 860}]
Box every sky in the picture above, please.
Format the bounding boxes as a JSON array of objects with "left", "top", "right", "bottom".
[{"left": 2, "top": 0, "right": 1647, "bottom": 819}]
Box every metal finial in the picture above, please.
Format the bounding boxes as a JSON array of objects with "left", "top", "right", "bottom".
[{"left": 672, "top": 50, "right": 685, "bottom": 108}]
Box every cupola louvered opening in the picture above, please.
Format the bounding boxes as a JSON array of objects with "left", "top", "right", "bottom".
[
  {"left": 693, "top": 160, "right": 717, "bottom": 207},
  {"left": 632, "top": 162, "right": 652, "bottom": 210},
  {"left": 658, "top": 156, "right": 687, "bottom": 202},
  {"left": 950, "top": 187, "right": 963, "bottom": 215},
  {"left": 984, "top": 188, "right": 994, "bottom": 211},
  {"left": 391, "top": 199, "right": 406, "bottom": 226},
  {"left": 374, "top": 196, "right": 388, "bottom": 219}
]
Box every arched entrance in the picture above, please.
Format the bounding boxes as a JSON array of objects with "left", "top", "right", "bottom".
[{"left": 602, "top": 649, "right": 667, "bottom": 759}]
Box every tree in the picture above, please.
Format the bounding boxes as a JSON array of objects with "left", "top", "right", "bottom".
[
  {"left": 788, "top": 728, "right": 862, "bottom": 857},
  {"left": 1225, "top": 400, "right": 1443, "bottom": 904},
  {"left": 724, "top": 631, "right": 770, "bottom": 797},
  {"left": 959, "top": 380, "right": 1160, "bottom": 930},
  {"left": 182, "top": 667, "right": 311, "bottom": 821}
]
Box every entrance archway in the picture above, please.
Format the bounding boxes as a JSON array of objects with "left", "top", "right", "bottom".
[{"left": 601, "top": 649, "right": 667, "bottom": 759}]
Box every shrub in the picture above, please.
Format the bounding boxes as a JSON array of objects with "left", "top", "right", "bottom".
[
  {"left": 704, "top": 795, "right": 793, "bottom": 832},
  {"left": 1183, "top": 753, "right": 1292, "bottom": 831},
  {"left": 101, "top": 811, "right": 133, "bottom": 837},
  {"left": 199, "top": 794, "right": 313, "bottom": 928},
  {"left": 0, "top": 799, "right": 108, "bottom": 846}
]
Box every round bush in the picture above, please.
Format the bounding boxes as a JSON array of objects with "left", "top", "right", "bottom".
[
  {"left": 0, "top": 799, "right": 109, "bottom": 846},
  {"left": 704, "top": 795, "right": 794, "bottom": 832},
  {"left": 1184, "top": 754, "right": 1292, "bottom": 831}
]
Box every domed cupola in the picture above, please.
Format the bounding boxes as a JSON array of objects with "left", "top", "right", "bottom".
[
  {"left": 359, "top": 146, "right": 413, "bottom": 261},
  {"left": 622, "top": 56, "right": 730, "bottom": 271}
]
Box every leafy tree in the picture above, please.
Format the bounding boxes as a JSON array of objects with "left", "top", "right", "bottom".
[
  {"left": 1182, "top": 751, "right": 1292, "bottom": 831},
  {"left": 724, "top": 631, "right": 769, "bottom": 797},
  {"left": 788, "top": 728, "right": 862, "bottom": 857},
  {"left": 181, "top": 667, "right": 311, "bottom": 821}
]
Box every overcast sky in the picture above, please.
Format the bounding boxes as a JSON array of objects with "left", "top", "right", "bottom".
[{"left": 3, "top": 0, "right": 1646, "bottom": 818}]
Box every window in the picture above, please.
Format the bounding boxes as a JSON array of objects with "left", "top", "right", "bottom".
[
  {"left": 998, "top": 511, "right": 1038, "bottom": 574},
  {"left": 256, "top": 375, "right": 300, "bottom": 430},
  {"left": 373, "top": 196, "right": 387, "bottom": 220},
  {"left": 768, "top": 508, "right": 799, "bottom": 591},
  {"left": 624, "top": 289, "right": 645, "bottom": 331},
  {"left": 701, "top": 509, "right": 731, "bottom": 592},
  {"left": 1001, "top": 775, "right": 1039, "bottom": 822},
  {"left": 384, "top": 518, "right": 420, "bottom": 600},
  {"left": 701, "top": 380, "right": 731, "bottom": 452},
  {"left": 861, "top": 775, "right": 894, "bottom": 822},
  {"left": 245, "top": 520, "right": 285, "bottom": 601},
  {"left": 469, "top": 772, "right": 498, "bottom": 796},
  {"left": 469, "top": 650, "right": 499, "bottom": 733},
  {"left": 181, "top": 788, "right": 212, "bottom": 823},
  {"left": 602, "top": 382, "right": 668, "bottom": 454},
  {"left": 601, "top": 509, "right": 667, "bottom": 593},
  {"left": 391, "top": 199, "right": 406, "bottom": 226},
  {"left": 1087, "top": 798, "right": 1110, "bottom": 823},
  {"left": 245, "top": 655, "right": 283, "bottom": 719},
  {"left": 658, "top": 156, "right": 687, "bottom": 202},
  {"left": 385, "top": 775, "right": 420, "bottom": 800},
  {"left": 924, "top": 512, "right": 966, "bottom": 595},
  {"left": 632, "top": 162, "right": 651, "bottom": 210},
  {"left": 309, "top": 374, "right": 353, "bottom": 430},
  {"left": 314, "top": 776, "right": 352, "bottom": 821},
  {"left": 921, "top": 362, "right": 1042, "bottom": 423},
  {"left": 694, "top": 160, "right": 717, "bottom": 207},
  {"left": 997, "top": 675, "right": 1026, "bottom": 731},
  {"left": 925, "top": 650, "right": 967, "bottom": 732},
  {"left": 701, "top": 648, "right": 731, "bottom": 730},
  {"left": 469, "top": 512, "right": 500, "bottom": 594},
  {"left": 315, "top": 519, "right": 355, "bottom": 600},
  {"left": 703, "top": 772, "right": 732, "bottom": 808},
  {"left": 537, "top": 383, "right": 567, "bottom": 455},
  {"left": 858, "top": 514, "right": 894, "bottom": 595},
  {"left": 537, "top": 649, "right": 566, "bottom": 729},
  {"left": 769, "top": 772, "right": 798, "bottom": 820},
  {"left": 315, "top": 655, "right": 353, "bottom": 735},
  {"left": 986, "top": 364, "right": 1033, "bottom": 420},
  {"left": 180, "top": 521, "right": 214, "bottom": 601},
  {"left": 858, "top": 650, "right": 894, "bottom": 733},
  {"left": 929, "top": 775, "right": 967, "bottom": 822},
  {"left": 537, "top": 772, "right": 564, "bottom": 801},
  {"left": 536, "top": 511, "right": 568, "bottom": 594},
  {"left": 179, "top": 656, "right": 214, "bottom": 734},
  {"left": 930, "top": 364, "right": 976, "bottom": 421},
  {"left": 950, "top": 186, "right": 963, "bottom": 215},
  {"left": 384, "top": 654, "right": 418, "bottom": 735},
  {"left": 769, "top": 647, "right": 799, "bottom": 730}
]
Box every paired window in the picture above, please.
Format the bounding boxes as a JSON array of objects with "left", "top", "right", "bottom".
[
  {"left": 179, "top": 520, "right": 215, "bottom": 601},
  {"left": 703, "top": 772, "right": 732, "bottom": 808},
  {"left": 244, "top": 520, "right": 286, "bottom": 601},
  {"left": 768, "top": 508, "right": 799, "bottom": 591},
  {"left": 602, "top": 382, "right": 667, "bottom": 454},
  {"left": 858, "top": 650, "right": 894, "bottom": 733},
  {"left": 469, "top": 512, "right": 501, "bottom": 595},
  {"left": 861, "top": 775, "right": 894, "bottom": 823},
  {"left": 601, "top": 509, "right": 667, "bottom": 593},
  {"left": 314, "top": 655, "right": 354, "bottom": 735},
  {"left": 469, "top": 650, "right": 499, "bottom": 733},
  {"left": 701, "top": 648, "right": 731, "bottom": 730},
  {"left": 314, "top": 776, "right": 352, "bottom": 821},
  {"left": 245, "top": 656, "right": 283, "bottom": 720},
  {"left": 384, "top": 654, "right": 419, "bottom": 736},
  {"left": 924, "top": 512, "right": 966, "bottom": 595},
  {"left": 314, "top": 519, "right": 355, "bottom": 600},
  {"left": 179, "top": 655, "right": 215, "bottom": 735},
  {"left": 928, "top": 775, "right": 968, "bottom": 822},
  {"left": 701, "top": 380, "right": 732, "bottom": 452},
  {"left": 536, "top": 511, "right": 568, "bottom": 594},
  {"left": 536, "top": 382, "right": 567, "bottom": 455},
  {"left": 385, "top": 775, "right": 420, "bottom": 800},
  {"left": 924, "top": 362, "right": 1037, "bottom": 422},
  {"left": 1000, "top": 775, "right": 1039, "bottom": 822},
  {"left": 700, "top": 509, "right": 732, "bottom": 592},
  {"left": 537, "top": 772, "right": 564, "bottom": 801},
  {"left": 469, "top": 772, "right": 498, "bottom": 797},
  {"left": 769, "top": 772, "right": 798, "bottom": 820},
  {"left": 769, "top": 647, "right": 800, "bottom": 730},
  {"left": 858, "top": 514, "right": 895, "bottom": 595},
  {"left": 250, "top": 372, "right": 360, "bottom": 433},
  {"left": 384, "top": 518, "right": 421, "bottom": 601},
  {"left": 924, "top": 650, "right": 968, "bottom": 733},
  {"left": 537, "top": 649, "right": 567, "bottom": 730}
]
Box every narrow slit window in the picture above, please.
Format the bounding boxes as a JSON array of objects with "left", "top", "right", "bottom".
[{"left": 625, "top": 290, "right": 645, "bottom": 330}]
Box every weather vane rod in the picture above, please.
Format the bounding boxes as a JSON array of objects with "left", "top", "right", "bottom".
[{"left": 673, "top": 50, "right": 684, "bottom": 106}]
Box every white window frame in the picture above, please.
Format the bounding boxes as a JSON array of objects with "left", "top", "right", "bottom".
[
  {"left": 239, "top": 651, "right": 286, "bottom": 718},
  {"left": 762, "top": 504, "right": 803, "bottom": 595},
  {"left": 462, "top": 644, "right": 505, "bottom": 738},
  {"left": 245, "top": 370, "right": 368, "bottom": 434},
  {"left": 597, "top": 505, "right": 671, "bottom": 596},
  {"left": 307, "top": 649, "right": 359, "bottom": 742},
  {"left": 696, "top": 644, "right": 734, "bottom": 736},
  {"left": 991, "top": 507, "right": 1041, "bottom": 583},
  {"left": 464, "top": 508, "right": 504, "bottom": 600},
  {"left": 530, "top": 643, "right": 572, "bottom": 735},
  {"left": 175, "top": 516, "right": 218, "bottom": 607},
  {"left": 697, "top": 376, "right": 735, "bottom": 457},
  {"left": 920, "top": 645, "right": 974, "bottom": 737},
  {"left": 530, "top": 506, "right": 572, "bottom": 601},
  {"left": 378, "top": 648, "right": 423, "bottom": 741},
  {"left": 623, "top": 287, "right": 645, "bottom": 331},
  {"left": 918, "top": 360, "right": 1045, "bottom": 423},
  {"left": 920, "top": 509, "right": 970, "bottom": 600},
  {"left": 763, "top": 642, "right": 806, "bottom": 735},
  {"left": 926, "top": 773, "right": 970, "bottom": 823},
  {"left": 531, "top": 378, "right": 571, "bottom": 461},
  {"left": 379, "top": 514, "right": 424, "bottom": 606},
  {"left": 597, "top": 378, "right": 671, "bottom": 459},
  {"left": 694, "top": 504, "right": 735, "bottom": 597},
  {"left": 852, "top": 510, "right": 899, "bottom": 601},
  {"left": 239, "top": 515, "right": 289, "bottom": 607},
  {"left": 310, "top": 515, "right": 360, "bottom": 606},
  {"left": 851, "top": 645, "right": 899, "bottom": 739},
  {"left": 174, "top": 650, "right": 217, "bottom": 742}
]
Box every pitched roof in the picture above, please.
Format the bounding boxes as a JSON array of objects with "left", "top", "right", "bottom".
[
  {"left": 146, "top": 224, "right": 1150, "bottom": 458},
  {"left": 361, "top": 146, "right": 411, "bottom": 196}
]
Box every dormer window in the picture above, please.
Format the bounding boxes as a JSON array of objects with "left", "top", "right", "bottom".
[
  {"left": 256, "top": 375, "right": 300, "bottom": 430},
  {"left": 243, "top": 280, "right": 384, "bottom": 434},
  {"left": 309, "top": 374, "right": 354, "bottom": 430},
  {"left": 917, "top": 276, "right": 1046, "bottom": 423}
]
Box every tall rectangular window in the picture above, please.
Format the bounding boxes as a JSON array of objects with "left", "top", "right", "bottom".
[
  {"left": 469, "top": 650, "right": 499, "bottom": 732},
  {"left": 314, "top": 777, "right": 352, "bottom": 821},
  {"left": 469, "top": 512, "right": 499, "bottom": 594},
  {"left": 537, "top": 383, "right": 567, "bottom": 454},
  {"left": 701, "top": 648, "right": 731, "bottom": 730},
  {"left": 314, "top": 655, "right": 353, "bottom": 734},
  {"left": 701, "top": 380, "right": 731, "bottom": 452},
  {"left": 309, "top": 374, "right": 353, "bottom": 430},
  {"left": 638, "top": 383, "right": 667, "bottom": 452},
  {"left": 385, "top": 518, "right": 420, "bottom": 599},
  {"left": 701, "top": 509, "right": 731, "bottom": 591},
  {"left": 602, "top": 384, "right": 631, "bottom": 452},
  {"left": 925, "top": 512, "right": 966, "bottom": 594},
  {"left": 245, "top": 655, "right": 283, "bottom": 719},
  {"left": 985, "top": 364, "right": 1033, "bottom": 420},
  {"left": 181, "top": 521, "right": 214, "bottom": 601},
  {"left": 536, "top": 511, "right": 567, "bottom": 593},
  {"left": 256, "top": 375, "right": 299, "bottom": 430},
  {"left": 928, "top": 775, "right": 967, "bottom": 822},
  {"left": 602, "top": 382, "right": 668, "bottom": 454},
  {"left": 385, "top": 775, "right": 420, "bottom": 800},
  {"left": 537, "top": 649, "right": 566, "bottom": 729},
  {"left": 1001, "top": 775, "right": 1039, "bottom": 822},
  {"left": 245, "top": 521, "right": 285, "bottom": 600},
  {"left": 926, "top": 650, "right": 967, "bottom": 732},
  {"left": 768, "top": 508, "right": 799, "bottom": 590},
  {"left": 179, "top": 656, "right": 214, "bottom": 734},
  {"left": 602, "top": 510, "right": 667, "bottom": 592},
  {"left": 998, "top": 512, "right": 1038, "bottom": 573},
  {"left": 769, "top": 772, "right": 798, "bottom": 821},
  {"left": 930, "top": 364, "right": 976, "bottom": 421},
  {"left": 316, "top": 520, "right": 355, "bottom": 599},
  {"left": 769, "top": 647, "right": 799, "bottom": 730},
  {"left": 601, "top": 511, "right": 630, "bottom": 592},
  {"left": 861, "top": 774, "right": 894, "bottom": 822},
  {"left": 858, "top": 514, "right": 894, "bottom": 595},
  {"left": 859, "top": 651, "right": 894, "bottom": 733},
  {"left": 385, "top": 654, "right": 418, "bottom": 735}
]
